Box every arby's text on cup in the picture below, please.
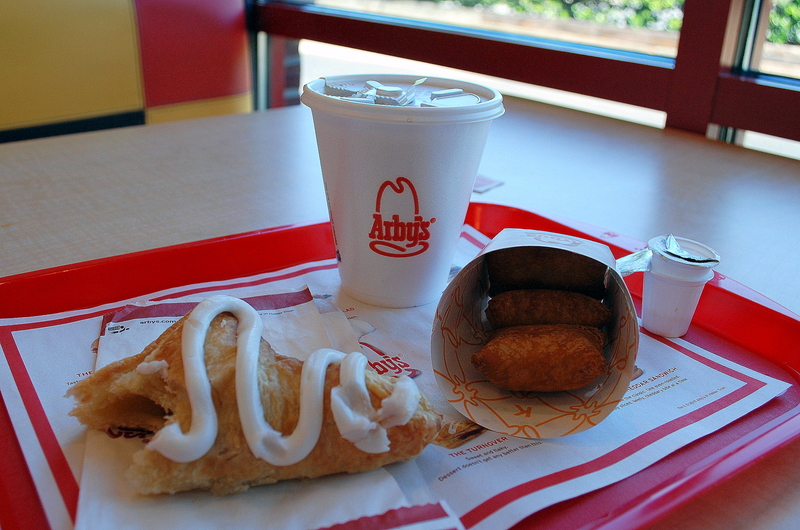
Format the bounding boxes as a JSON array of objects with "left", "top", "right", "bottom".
[{"left": 368, "top": 177, "right": 436, "bottom": 258}]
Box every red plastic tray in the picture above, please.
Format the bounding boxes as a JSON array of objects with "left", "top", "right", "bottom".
[{"left": 2, "top": 203, "right": 799, "bottom": 530}]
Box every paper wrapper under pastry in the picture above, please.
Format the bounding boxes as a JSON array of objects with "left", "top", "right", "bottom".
[
  {"left": 486, "top": 245, "right": 608, "bottom": 298},
  {"left": 486, "top": 289, "right": 612, "bottom": 329},
  {"left": 471, "top": 325, "right": 607, "bottom": 392},
  {"left": 68, "top": 312, "right": 442, "bottom": 496}
]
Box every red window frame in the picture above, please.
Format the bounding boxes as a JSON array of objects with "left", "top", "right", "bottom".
[{"left": 254, "top": 0, "right": 800, "bottom": 142}]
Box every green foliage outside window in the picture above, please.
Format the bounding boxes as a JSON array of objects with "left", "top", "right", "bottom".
[
  {"left": 770, "top": 0, "right": 800, "bottom": 43},
  {"left": 433, "top": 0, "right": 799, "bottom": 44}
]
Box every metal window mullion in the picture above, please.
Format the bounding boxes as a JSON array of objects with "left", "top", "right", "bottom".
[{"left": 717, "top": 0, "right": 771, "bottom": 144}]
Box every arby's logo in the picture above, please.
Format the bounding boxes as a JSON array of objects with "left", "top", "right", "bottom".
[{"left": 368, "top": 177, "right": 435, "bottom": 257}]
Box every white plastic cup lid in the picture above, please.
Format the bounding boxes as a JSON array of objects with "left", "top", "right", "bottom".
[
  {"left": 648, "top": 235, "right": 719, "bottom": 281},
  {"left": 301, "top": 74, "right": 504, "bottom": 124}
]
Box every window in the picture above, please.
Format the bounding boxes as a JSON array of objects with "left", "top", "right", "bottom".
[
  {"left": 751, "top": 0, "right": 800, "bottom": 79},
  {"left": 312, "top": 0, "right": 684, "bottom": 58},
  {"left": 296, "top": 40, "right": 668, "bottom": 128},
  {"left": 254, "top": 0, "right": 800, "bottom": 157},
  {"left": 720, "top": 0, "right": 800, "bottom": 156}
]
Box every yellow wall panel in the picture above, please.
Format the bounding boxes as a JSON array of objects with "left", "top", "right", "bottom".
[
  {"left": 145, "top": 93, "right": 253, "bottom": 124},
  {"left": 0, "top": 0, "right": 143, "bottom": 130}
]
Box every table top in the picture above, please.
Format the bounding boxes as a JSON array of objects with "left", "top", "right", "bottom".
[{"left": 2, "top": 95, "right": 800, "bottom": 530}]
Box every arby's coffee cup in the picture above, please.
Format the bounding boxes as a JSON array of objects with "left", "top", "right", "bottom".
[{"left": 302, "top": 74, "right": 504, "bottom": 307}]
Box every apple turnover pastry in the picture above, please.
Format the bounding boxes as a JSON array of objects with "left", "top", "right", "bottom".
[{"left": 68, "top": 295, "right": 441, "bottom": 496}]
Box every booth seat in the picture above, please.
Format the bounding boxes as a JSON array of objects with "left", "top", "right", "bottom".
[{"left": 0, "top": 0, "right": 252, "bottom": 143}]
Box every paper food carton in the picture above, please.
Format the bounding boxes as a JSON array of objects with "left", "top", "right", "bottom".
[{"left": 431, "top": 229, "right": 639, "bottom": 438}]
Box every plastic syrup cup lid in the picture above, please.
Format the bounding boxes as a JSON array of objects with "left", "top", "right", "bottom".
[
  {"left": 649, "top": 235, "right": 719, "bottom": 266},
  {"left": 301, "top": 74, "right": 504, "bottom": 124},
  {"left": 648, "top": 235, "right": 719, "bottom": 281}
]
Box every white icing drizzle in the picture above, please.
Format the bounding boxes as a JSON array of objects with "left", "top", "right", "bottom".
[
  {"left": 145, "top": 295, "right": 421, "bottom": 464},
  {"left": 238, "top": 347, "right": 345, "bottom": 465},
  {"left": 331, "top": 351, "right": 388, "bottom": 453},
  {"left": 331, "top": 352, "right": 420, "bottom": 453},
  {"left": 136, "top": 360, "right": 169, "bottom": 379},
  {"left": 376, "top": 376, "right": 419, "bottom": 428},
  {"left": 147, "top": 296, "right": 261, "bottom": 462}
]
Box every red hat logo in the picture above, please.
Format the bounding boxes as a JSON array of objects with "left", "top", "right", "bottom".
[{"left": 368, "top": 177, "right": 435, "bottom": 257}]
